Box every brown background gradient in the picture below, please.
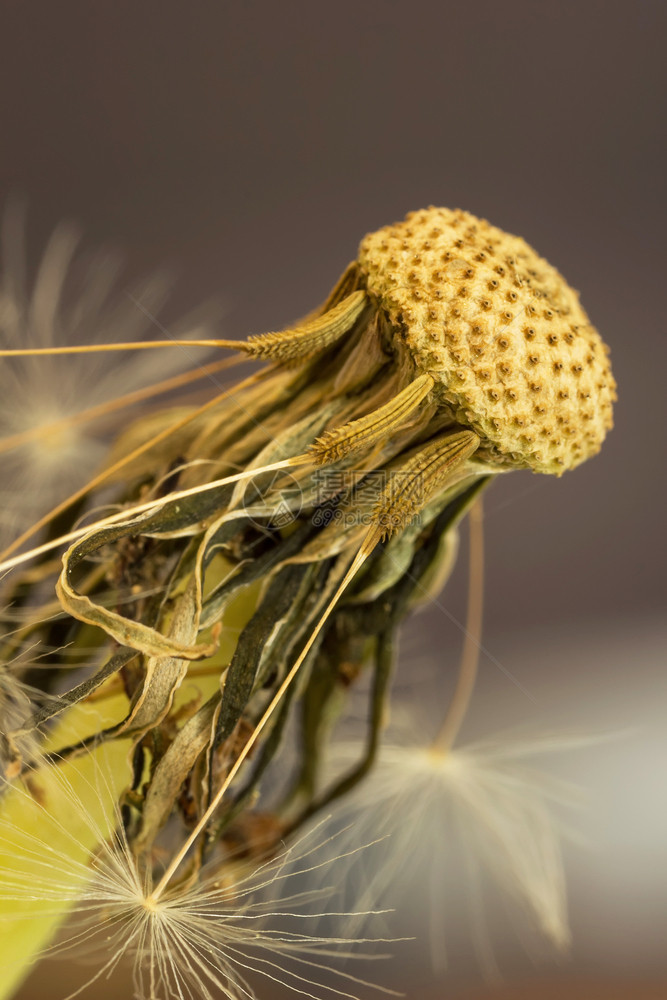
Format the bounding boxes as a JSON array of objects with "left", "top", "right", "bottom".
[{"left": 2, "top": 2, "right": 665, "bottom": 998}]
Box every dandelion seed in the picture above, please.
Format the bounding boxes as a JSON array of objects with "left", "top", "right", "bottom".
[
  {"left": 326, "top": 729, "right": 595, "bottom": 978},
  {"left": 0, "top": 203, "right": 218, "bottom": 549},
  {"left": 0, "top": 752, "right": 396, "bottom": 1000}
]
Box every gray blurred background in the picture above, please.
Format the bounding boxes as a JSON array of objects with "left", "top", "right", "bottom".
[{"left": 2, "top": 1, "right": 665, "bottom": 997}]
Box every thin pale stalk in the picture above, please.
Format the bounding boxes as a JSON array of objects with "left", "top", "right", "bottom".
[
  {"left": 0, "top": 339, "right": 242, "bottom": 356},
  {"left": 431, "top": 498, "right": 484, "bottom": 753}
]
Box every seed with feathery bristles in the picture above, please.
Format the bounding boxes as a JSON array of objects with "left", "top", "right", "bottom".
[{"left": 0, "top": 753, "right": 396, "bottom": 1000}]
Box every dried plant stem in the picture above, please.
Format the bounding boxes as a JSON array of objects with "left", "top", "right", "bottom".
[
  {"left": 0, "top": 339, "right": 242, "bottom": 355},
  {"left": 431, "top": 498, "right": 484, "bottom": 754}
]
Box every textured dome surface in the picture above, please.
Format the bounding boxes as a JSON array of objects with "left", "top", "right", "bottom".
[{"left": 358, "top": 207, "right": 616, "bottom": 474}]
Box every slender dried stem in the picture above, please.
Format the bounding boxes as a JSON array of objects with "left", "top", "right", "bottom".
[{"left": 432, "top": 498, "right": 484, "bottom": 753}]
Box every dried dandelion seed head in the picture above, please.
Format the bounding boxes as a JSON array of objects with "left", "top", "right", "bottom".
[
  {"left": 0, "top": 206, "right": 619, "bottom": 998},
  {"left": 358, "top": 207, "right": 616, "bottom": 474}
]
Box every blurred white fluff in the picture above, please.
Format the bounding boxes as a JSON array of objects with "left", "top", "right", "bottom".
[
  {"left": 325, "top": 726, "right": 597, "bottom": 977},
  {"left": 0, "top": 202, "right": 216, "bottom": 548}
]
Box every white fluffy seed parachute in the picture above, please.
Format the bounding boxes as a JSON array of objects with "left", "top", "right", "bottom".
[
  {"left": 320, "top": 726, "right": 609, "bottom": 978},
  {"left": 0, "top": 749, "right": 401, "bottom": 1000}
]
